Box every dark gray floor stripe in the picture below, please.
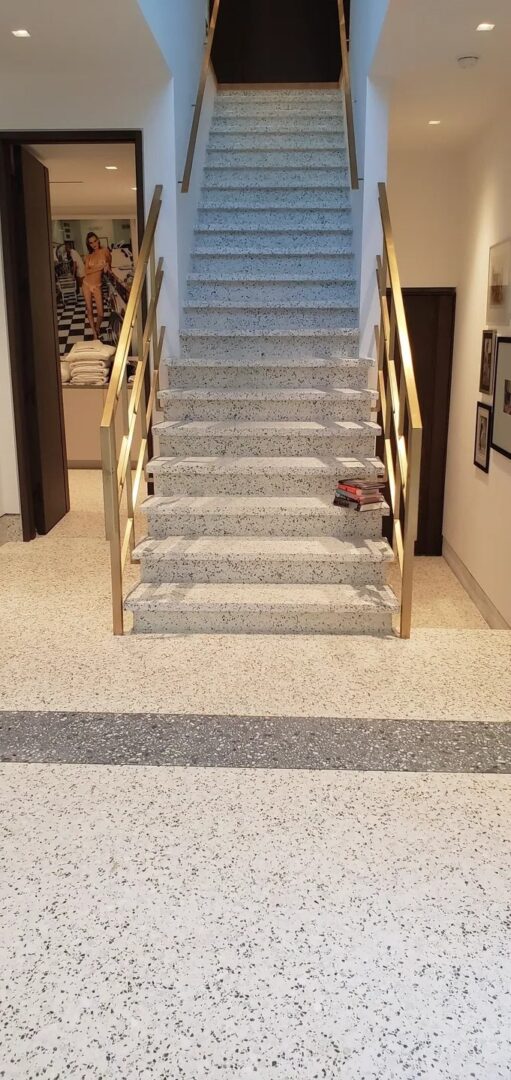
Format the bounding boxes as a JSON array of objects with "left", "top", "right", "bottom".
[{"left": 0, "top": 712, "right": 510, "bottom": 771}]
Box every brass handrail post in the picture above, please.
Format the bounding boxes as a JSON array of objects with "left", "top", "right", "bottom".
[
  {"left": 181, "top": 0, "right": 221, "bottom": 194},
  {"left": 376, "top": 183, "right": 422, "bottom": 638},
  {"left": 337, "top": 0, "right": 359, "bottom": 190}
]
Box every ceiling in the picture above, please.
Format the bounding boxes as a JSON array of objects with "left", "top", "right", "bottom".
[
  {"left": 373, "top": 0, "right": 511, "bottom": 148},
  {"left": 30, "top": 143, "right": 137, "bottom": 215}
]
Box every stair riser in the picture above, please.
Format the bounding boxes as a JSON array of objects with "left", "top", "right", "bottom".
[
  {"left": 208, "top": 132, "right": 345, "bottom": 151},
  {"left": 157, "top": 431, "right": 375, "bottom": 459},
  {"left": 179, "top": 333, "right": 359, "bottom": 360},
  {"left": 189, "top": 253, "right": 354, "bottom": 277},
  {"left": 139, "top": 555, "right": 387, "bottom": 587},
  {"left": 214, "top": 101, "right": 343, "bottom": 119},
  {"left": 166, "top": 363, "right": 369, "bottom": 390},
  {"left": 182, "top": 308, "right": 358, "bottom": 332},
  {"left": 131, "top": 608, "right": 392, "bottom": 635},
  {"left": 144, "top": 508, "right": 383, "bottom": 541},
  {"left": 197, "top": 208, "right": 350, "bottom": 230},
  {"left": 211, "top": 117, "right": 344, "bottom": 134},
  {"left": 204, "top": 167, "right": 348, "bottom": 188},
  {"left": 186, "top": 281, "right": 356, "bottom": 305},
  {"left": 206, "top": 148, "right": 347, "bottom": 170},
  {"left": 161, "top": 398, "right": 372, "bottom": 423},
  {"left": 152, "top": 469, "right": 376, "bottom": 500},
  {"left": 199, "top": 188, "right": 350, "bottom": 209},
  {"left": 193, "top": 232, "right": 352, "bottom": 255}
]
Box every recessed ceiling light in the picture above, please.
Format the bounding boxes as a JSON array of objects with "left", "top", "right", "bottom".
[
  {"left": 12, "top": 28, "right": 30, "bottom": 37},
  {"left": 428, "top": 120, "right": 441, "bottom": 126},
  {"left": 105, "top": 165, "right": 118, "bottom": 171},
  {"left": 476, "top": 22, "right": 495, "bottom": 31}
]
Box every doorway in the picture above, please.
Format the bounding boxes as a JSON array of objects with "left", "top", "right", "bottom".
[{"left": 0, "top": 131, "right": 144, "bottom": 540}]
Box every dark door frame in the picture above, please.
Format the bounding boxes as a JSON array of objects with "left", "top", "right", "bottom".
[{"left": 0, "top": 129, "right": 145, "bottom": 540}]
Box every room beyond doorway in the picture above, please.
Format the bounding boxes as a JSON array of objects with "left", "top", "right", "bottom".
[{"left": 0, "top": 130, "right": 144, "bottom": 540}]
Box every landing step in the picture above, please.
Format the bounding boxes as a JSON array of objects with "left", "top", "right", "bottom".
[
  {"left": 125, "top": 582, "right": 398, "bottom": 636},
  {"left": 133, "top": 536, "right": 394, "bottom": 585}
]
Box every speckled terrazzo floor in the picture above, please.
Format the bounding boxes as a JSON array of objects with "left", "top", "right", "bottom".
[
  {"left": 1, "top": 765, "right": 510, "bottom": 1078},
  {"left": 0, "top": 470, "right": 510, "bottom": 719}
]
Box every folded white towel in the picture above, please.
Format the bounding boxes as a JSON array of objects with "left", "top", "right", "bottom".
[
  {"left": 71, "top": 377, "right": 109, "bottom": 386},
  {"left": 60, "top": 361, "right": 71, "bottom": 384},
  {"left": 68, "top": 341, "right": 116, "bottom": 361},
  {"left": 69, "top": 361, "right": 110, "bottom": 375}
]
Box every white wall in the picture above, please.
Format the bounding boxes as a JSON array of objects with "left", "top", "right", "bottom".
[
  {"left": 388, "top": 126, "right": 511, "bottom": 625},
  {"left": 137, "top": 0, "right": 216, "bottom": 308},
  {"left": 388, "top": 146, "right": 464, "bottom": 286},
  {"left": 349, "top": 0, "right": 390, "bottom": 358},
  {"left": 0, "top": 0, "right": 213, "bottom": 516}
]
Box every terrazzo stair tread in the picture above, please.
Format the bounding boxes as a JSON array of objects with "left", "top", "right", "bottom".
[
  {"left": 210, "top": 117, "right": 345, "bottom": 133},
  {"left": 182, "top": 305, "right": 359, "bottom": 333},
  {"left": 197, "top": 209, "right": 351, "bottom": 230},
  {"left": 154, "top": 419, "right": 379, "bottom": 458},
  {"left": 140, "top": 495, "right": 388, "bottom": 541},
  {"left": 206, "top": 149, "right": 346, "bottom": 165},
  {"left": 125, "top": 581, "right": 397, "bottom": 636},
  {"left": 214, "top": 102, "right": 343, "bottom": 118},
  {"left": 147, "top": 454, "right": 385, "bottom": 496},
  {"left": 159, "top": 388, "right": 376, "bottom": 423},
  {"left": 166, "top": 357, "right": 371, "bottom": 390},
  {"left": 190, "top": 254, "right": 354, "bottom": 278},
  {"left": 186, "top": 280, "right": 356, "bottom": 305},
  {"left": 132, "top": 535, "right": 393, "bottom": 585},
  {"left": 208, "top": 133, "right": 346, "bottom": 150},
  {"left": 204, "top": 168, "right": 348, "bottom": 188},
  {"left": 179, "top": 331, "right": 359, "bottom": 361},
  {"left": 199, "top": 191, "right": 350, "bottom": 210}
]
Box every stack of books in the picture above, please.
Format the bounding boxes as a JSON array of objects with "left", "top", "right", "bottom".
[{"left": 334, "top": 477, "right": 385, "bottom": 511}]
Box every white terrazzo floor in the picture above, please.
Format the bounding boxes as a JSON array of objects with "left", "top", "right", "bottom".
[
  {"left": 0, "top": 471, "right": 510, "bottom": 719},
  {"left": 1, "top": 764, "right": 510, "bottom": 1079}
]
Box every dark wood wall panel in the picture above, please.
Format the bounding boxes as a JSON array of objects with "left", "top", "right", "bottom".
[{"left": 211, "top": 0, "right": 342, "bottom": 84}]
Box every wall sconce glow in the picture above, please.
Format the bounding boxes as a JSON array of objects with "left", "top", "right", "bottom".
[
  {"left": 105, "top": 165, "right": 118, "bottom": 171},
  {"left": 428, "top": 120, "right": 441, "bottom": 126},
  {"left": 476, "top": 22, "right": 495, "bottom": 31},
  {"left": 131, "top": 186, "right": 137, "bottom": 191},
  {"left": 12, "top": 28, "right": 31, "bottom": 37}
]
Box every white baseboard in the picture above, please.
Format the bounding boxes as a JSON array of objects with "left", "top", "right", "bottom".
[{"left": 442, "top": 538, "right": 510, "bottom": 630}]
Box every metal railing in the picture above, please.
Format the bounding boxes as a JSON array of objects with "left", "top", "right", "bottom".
[
  {"left": 337, "top": 0, "right": 359, "bottom": 190},
  {"left": 376, "top": 183, "right": 422, "bottom": 638},
  {"left": 100, "top": 185, "right": 164, "bottom": 635},
  {"left": 181, "top": 0, "right": 221, "bottom": 193}
]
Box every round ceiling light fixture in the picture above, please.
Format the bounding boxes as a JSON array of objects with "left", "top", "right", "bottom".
[{"left": 457, "top": 55, "right": 480, "bottom": 69}]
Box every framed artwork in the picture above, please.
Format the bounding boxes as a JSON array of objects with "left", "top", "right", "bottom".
[
  {"left": 491, "top": 336, "right": 511, "bottom": 460},
  {"left": 487, "top": 240, "right": 511, "bottom": 326},
  {"left": 474, "top": 401, "right": 492, "bottom": 472},
  {"left": 479, "top": 329, "right": 497, "bottom": 395}
]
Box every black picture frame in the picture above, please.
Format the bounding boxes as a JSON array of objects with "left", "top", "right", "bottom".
[
  {"left": 474, "top": 401, "right": 492, "bottom": 472},
  {"left": 479, "top": 329, "right": 496, "bottom": 395},
  {"left": 491, "top": 336, "right": 511, "bottom": 460}
]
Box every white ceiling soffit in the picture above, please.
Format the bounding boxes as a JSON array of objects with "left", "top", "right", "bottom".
[
  {"left": 0, "top": 0, "right": 169, "bottom": 82},
  {"left": 373, "top": 0, "right": 511, "bottom": 148},
  {"left": 29, "top": 143, "right": 137, "bottom": 215}
]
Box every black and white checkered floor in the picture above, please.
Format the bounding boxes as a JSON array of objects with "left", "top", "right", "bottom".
[{"left": 57, "top": 289, "right": 112, "bottom": 357}]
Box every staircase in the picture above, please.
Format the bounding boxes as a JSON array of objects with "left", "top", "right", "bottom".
[{"left": 127, "top": 89, "right": 397, "bottom": 634}]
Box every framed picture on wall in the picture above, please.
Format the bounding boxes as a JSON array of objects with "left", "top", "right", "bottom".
[
  {"left": 487, "top": 240, "right": 511, "bottom": 326},
  {"left": 479, "top": 329, "right": 497, "bottom": 395},
  {"left": 491, "top": 337, "right": 511, "bottom": 460},
  {"left": 474, "top": 401, "right": 492, "bottom": 472}
]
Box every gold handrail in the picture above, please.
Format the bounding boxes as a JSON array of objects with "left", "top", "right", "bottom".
[
  {"left": 181, "top": 0, "right": 221, "bottom": 194},
  {"left": 100, "top": 184, "right": 165, "bottom": 635},
  {"left": 376, "top": 182, "right": 422, "bottom": 638},
  {"left": 337, "top": 0, "right": 359, "bottom": 190}
]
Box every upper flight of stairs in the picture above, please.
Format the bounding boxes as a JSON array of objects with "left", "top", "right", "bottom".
[{"left": 127, "top": 89, "right": 397, "bottom": 634}]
